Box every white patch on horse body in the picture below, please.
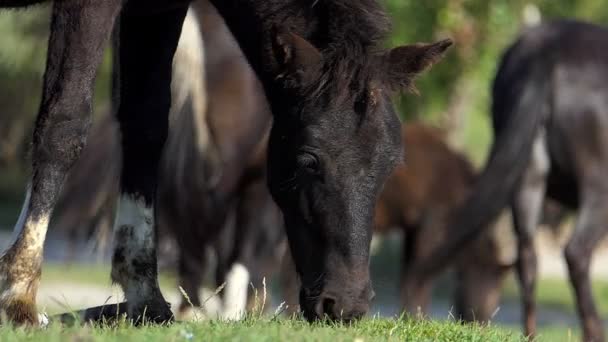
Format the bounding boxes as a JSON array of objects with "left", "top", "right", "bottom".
[
  {"left": 171, "top": 7, "right": 209, "bottom": 152},
  {"left": 221, "top": 263, "right": 250, "bottom": 320},
  {"left": 531, "top": 128, "right": 550, "bottom": 175},
  {"left": 111, "top": 194, "right": 157, "bottom": 308},
  {"left": 513, "top": 128, "right": 550, "bottom": 237}
]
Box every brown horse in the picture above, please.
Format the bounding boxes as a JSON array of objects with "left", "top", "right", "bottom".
[{"left": 373, "top": 123, "right": 499, "bottom": 317}]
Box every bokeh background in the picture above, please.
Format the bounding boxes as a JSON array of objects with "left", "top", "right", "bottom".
[{"left": 1, "top": 0, "right": 608, "bottom": 338}]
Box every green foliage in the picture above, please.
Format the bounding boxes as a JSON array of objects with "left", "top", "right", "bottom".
[
  {"left": 1, "top": 1, "right": 608, "bottom": 167},
  {"left": 383, "top": 0, "right": 608, "bottom": 164},
  {"left": 0, "top": 5, "right": 112, "bottom": 169}
]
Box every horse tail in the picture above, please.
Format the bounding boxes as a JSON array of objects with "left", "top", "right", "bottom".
[{"left": 419, "top": 47, "right": 551, "bottom": 277}]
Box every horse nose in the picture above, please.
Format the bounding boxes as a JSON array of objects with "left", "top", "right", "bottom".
[
  {"left": 314, "top": 294, "right": 337, "bottom": 319},
  {"left": 310, "top": 292, "right": 368, "bottom": 322}
]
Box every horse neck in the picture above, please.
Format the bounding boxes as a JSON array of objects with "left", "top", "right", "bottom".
[{"left": 204, "top": 0, "right": 307, "bottom": 82}]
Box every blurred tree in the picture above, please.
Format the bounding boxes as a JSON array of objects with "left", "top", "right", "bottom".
[
  {"left": 0, "top": 6, "right": 49, "bottom": 167},
  {"left": 0, "top": 0, "right": 607, "bottom": 170},
  {"left": 384, "top": 0, "right": 608, "bottom": 164},
  {"left": 0, "top": 5, "right": 111, "bottom": 170}
]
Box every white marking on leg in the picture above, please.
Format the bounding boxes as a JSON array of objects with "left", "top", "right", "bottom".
[
  {"left": 1, "top": 186, "right": 50, "bottom": 324},
  {"left": 222, "top": 263, "right": 250, "bottom": 321},
  {"left": 111, "top": 194, "right": 158, "bottom": 309},
  {"left": 113, "top": 194, "right": 154, "bottom": 251}
]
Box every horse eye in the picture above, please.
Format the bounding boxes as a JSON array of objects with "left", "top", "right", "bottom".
[{"left": 296, "top": 153, "right": 319, "bottom": 173}]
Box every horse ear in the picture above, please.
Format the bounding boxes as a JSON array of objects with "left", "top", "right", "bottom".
[
  {"left": 272, "top": 30, "right": 322, "bottom": 76},
  {"left": 385, "top": 39, "right": 453, "bottom": 92}
]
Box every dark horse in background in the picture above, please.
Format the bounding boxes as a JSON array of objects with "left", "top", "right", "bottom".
[
  {"left": 422, "top": 20, "right": 608, "bottom": 342},
  {"left": 0, "top": 0, "right": 451, "bottom": 324}
]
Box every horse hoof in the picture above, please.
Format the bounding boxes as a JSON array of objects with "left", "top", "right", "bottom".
[
  {"left": 1, "top": 298, "right": 40, "bottom": 326},
  {"left": 130, "top": 301, "right": 174, "bottom": 325}
]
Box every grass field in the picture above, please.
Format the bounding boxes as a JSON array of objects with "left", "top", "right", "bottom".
[
  {"left": 0, "top": 316, "right": 530, "bottom": 342},
  {"left": 0, "top": 264, "right": 595, "bottom": 341},
  {"left": 0, "top": 311, "right": 592, "bottom": 342}
]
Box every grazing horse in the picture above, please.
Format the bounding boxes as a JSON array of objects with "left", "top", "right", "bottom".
[
  {"left": 279, "top": 122, "right": 516, "bottom": 319},
  {"left": 421, "top": 20, "right": 608, "bottom": 342},
  {"left": 0, "top": 0, "right": 451, "bottom": 324}
]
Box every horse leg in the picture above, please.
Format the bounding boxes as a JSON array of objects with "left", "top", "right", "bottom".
[
  {"left": 564, "top": 188, "right": 608, "bottom": 342},
  {"left": 177, "top": 241, "right": 207, "bottom": 315},
  {"left": 279, "top": 248, "right": 300, "bottom": 315},
  {"left": 212, "top": 207, "right": 251, "bottom": 320},
  {"left": 0, "top": 0, "right": 121, "bottom": 325},
  {"left": 400, "top": 229, "right": 432, "bottom": 316},
  {"left": 111, "top": 5, "right": 188, "bottom": 324},
  {"left": 222, "top": 180, "right": 273, "bottom": 319},
  {"left": 510, "top": 130, "right": 549, "bottom": 338}
]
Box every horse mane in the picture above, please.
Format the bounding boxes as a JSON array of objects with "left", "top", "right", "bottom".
[
  {"left": 292, "top": 0, "right": 392, "bottom": 107},
  {"left": 318, "top": 0, "right": 391, "bottom": 51}
]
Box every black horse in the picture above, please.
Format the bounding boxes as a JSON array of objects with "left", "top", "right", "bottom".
[
  {"left": 422, "top": 20, "right": 608, "bottom": 342},
  {"left": 0, "top": 0, "right": 450, "bottom": 324}
]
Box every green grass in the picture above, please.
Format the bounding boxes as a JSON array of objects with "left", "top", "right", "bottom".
[
  {"left": 2, "top": 263, "right": 603, "bottom": 341},
  {"left": 0, "top": 316, "right": 527, "bottom": 342}
]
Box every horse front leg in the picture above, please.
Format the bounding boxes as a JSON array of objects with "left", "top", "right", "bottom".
[
  {"left": 0, "top": 0, "right": 121, "bottom": 325},
  {"left": 111, "top": 4, "right": 188, "bottom": 324}
]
